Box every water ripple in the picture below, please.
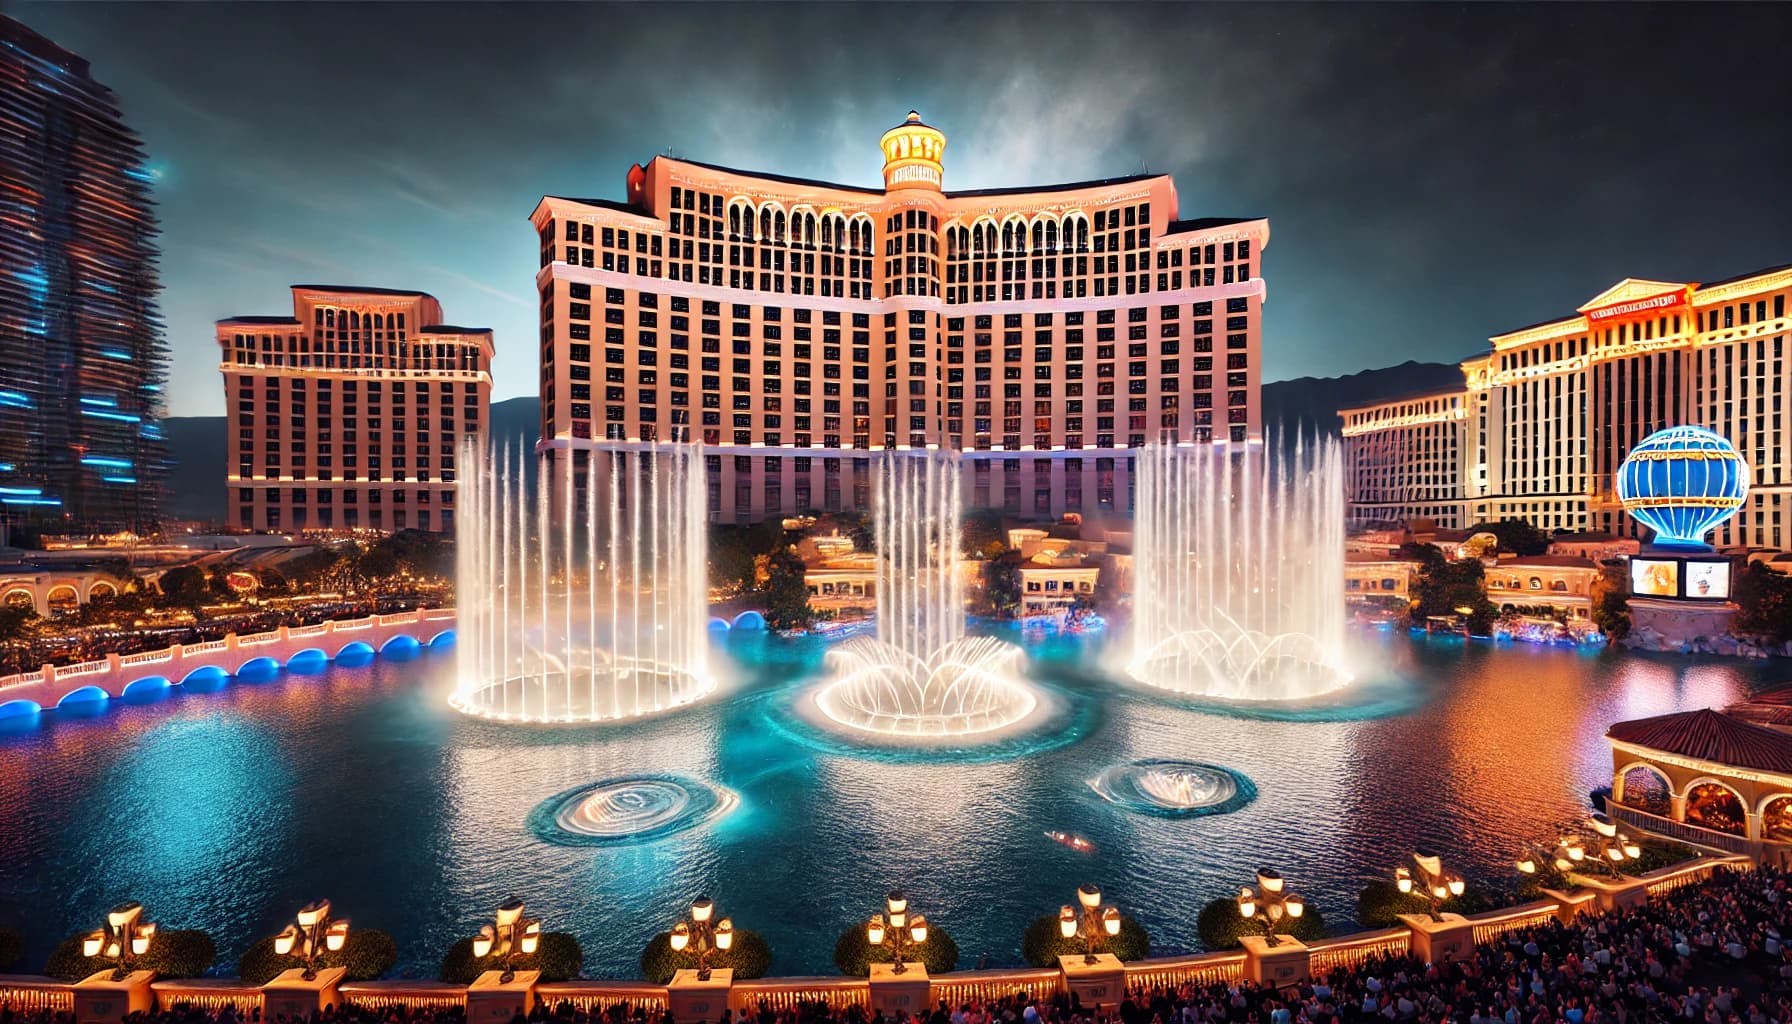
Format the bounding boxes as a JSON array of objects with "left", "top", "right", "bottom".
[
  {"left": 527, "top": 774, "right": 738, "bottom": 847},
  {"left": 1088, "top": 758, "right": 1256, "bottom": 818}
]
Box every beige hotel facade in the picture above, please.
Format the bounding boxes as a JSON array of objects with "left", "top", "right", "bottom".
[
  {"left": 1342, "top": 266, "right": 1792, "bottom": 550},
  {"left": 529, "top": 112, "right": 1268, "bottom": 522},
  {"left": 217, "top": 286, "right": 494, "bottom": 533}
]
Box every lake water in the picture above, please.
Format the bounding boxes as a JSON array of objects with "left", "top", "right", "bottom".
[{"left": 0, "top": 629, "right": 1778, "bottom": 978}]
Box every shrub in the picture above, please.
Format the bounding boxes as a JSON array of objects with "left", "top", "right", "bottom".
[
  {"left": 45, "top": 929, "right": 217, "bottom": 982},
  {"left": 1020, "top": 915, "right": 1149, "bottom": 967},
  {"left": 439, "top": 932, "right": 583, "bottom": 984},
  {"left": 237, "top": 929, "right": 397, "bottom": 986},
  {"left": 832, "top": 924, "right": 959, "bottom": 976},
  {"left": 1354, "top": 880, "right": 1495, "bottom": 929},
  {"left": 0, "top": 928, "right": 21, "bottom": 972},
  {"left": 1196, "top": 899, "right": 1325, "bottom": 952},
  {"left": 638, "top": 930, "right": 772, "bottom": 984}
]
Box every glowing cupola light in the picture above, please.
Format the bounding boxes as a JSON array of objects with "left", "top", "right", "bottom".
[
  {"left": 880, "top": 111, "right": 946, "bottom": 191},
  {"left": 1616, "top": 425, "right": 1750, "bottom": 551}
]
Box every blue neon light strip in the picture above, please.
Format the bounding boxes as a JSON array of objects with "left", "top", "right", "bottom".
[
  {"left": 83, "top": 410, "right": 142, "bottom": 423},
  {"left": 2, "top": 497, "right": 62, "bottom": 507},
  {"left": 79, "top": 397, "right": 117, "bottom": 407},
  {"left": 0, "top": 390, "right": 31, "bottom": 408},
  {"left": 101, "top": 476, "right": 138, "bottom": 484},
  {"left": 80, "top": 456, "right": 132, "bottom": 469},
  {"left": 0, "top": 485, "right": 43, "bottom": 496}
]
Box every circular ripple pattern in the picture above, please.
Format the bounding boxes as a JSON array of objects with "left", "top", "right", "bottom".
[
  {"left": 1087, "top": 758, "right": 1257, "bottom": 818},
  {"left": 527, "top": 774, "right": 739, "bottom": 847}
]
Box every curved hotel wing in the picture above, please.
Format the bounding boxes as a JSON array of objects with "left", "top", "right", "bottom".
[
  {"left": 530, "top": 112, "right": 1267, "bottom": 522},
  {"left": 1341, "top": 268, "right": 1792, "bottom": 550}
]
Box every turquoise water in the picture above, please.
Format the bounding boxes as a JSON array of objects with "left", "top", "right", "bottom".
[{"left": 0, "top": 629, "right": 1778, "bottom": 978}]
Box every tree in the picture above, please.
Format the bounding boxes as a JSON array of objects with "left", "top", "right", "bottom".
[
  {"left": 1734, "top": 563, "right": 1792, "bottom": 644},
  {"left": 355, "top": 546, "right": 402, "bottom": 582},
  {"left": 157, "top": 565, "right": 209, "bottom": 607},
  {"left": 708, "top": 526, "right": 759, "bottom": 595},
  {"left": 1592, "top": 589, "right": 1631, "bottom": 642},
  {"left": 961, "top": 508, "right": 1006, "bottom": 558},
  {"left": 981, "top": 554, "right": 1023, "bottom": 618},
  {"left": 760, "top": 547, "right": 814, "bottom": 632},
  {"left": 0, "top": 605, "right": 37, "bottom": 644},
  {"left": 1472, "top": 518, "right": 1551, "bottom": 556},
  {"left": 1412, "top": 557, "right": 1496, "bottom": 634}
]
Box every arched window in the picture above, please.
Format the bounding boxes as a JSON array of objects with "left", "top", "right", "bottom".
[
  {"left": 729, "top": 205, "right": 741, "bottom": 238},
  {"left": 760, "top": 208, "right": 772, "bottom": 242},
  {"left": 3, "top": 589, "right": 34, "bottom": 609},
  {"left": 1763, "top": 796, "right": 1792, "bottom": 842},
  {"left": 1529, "top": 577, "right": 1542, "bottom": 590},
  {"left": 1031, "top": 221, "right": 1045, "bottom": 254},
  {"left": 45, "top": 585, "right": 78, "bottom": 615},
  {"left": 1550, "top": 580, "right": 1567, "bottom": 592},
  {"left": 983, "top": 223, "right": 997, "bottom": 256},
  {"left": 820, "top": 217, "right": 833, "bottom": 248},
  {"left": 1001, "top": 222, "right": 1015, "bottom": 254},
  {"left": 1045, "top": 221, "right": 1059, "bottom": 252},
  {"left": 1685, "top": 781, "right": 1747, "bottom": 835},
  {"left": 773, "top": 209, "right": 785, "bottom": 244},
  {"left": 1619, "top": 765, "right": 1671, "bottom": 816}
]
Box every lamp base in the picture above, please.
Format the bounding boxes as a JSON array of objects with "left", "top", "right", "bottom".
[
  {"left": 73, "top": 970, "right": 154, "bottom": 1024},
  {"left": 869, "top": 962, "right": 930, "bottom": 1016},
  {"left": 1396, "top": 913, "right": 1474, "bottom": 964},
  {"left": 469, "top": 969, "right": 539, "bottom": 1021},
  {"left": 1567, "top": 872, "right": 1649, "bottom": 913},
  {"left": 1239, "top": 935, "right": 1310, "bottom": 988},
  {"left": 262, "top": 966, "right": 347, "bottom": 1017},
  {"left": 1540, "top": 886, "right": 1599, "bottom": 924},
  {"left": 1058, "top": 953, "right": 1124, "bottom": 1010},
  {"left": 668, "top": 968, "right": 732, "bottom": 1019}
]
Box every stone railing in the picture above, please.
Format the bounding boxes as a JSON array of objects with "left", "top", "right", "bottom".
[
  {"left": 0, "top": 853, "right": 1755, "bottom": 1014},
  {"left": 0, "top": 608, "right": 457, "bottom": 707},
  {"left": 1608, "top": 803, "right": 1792, "bottom": 865}
]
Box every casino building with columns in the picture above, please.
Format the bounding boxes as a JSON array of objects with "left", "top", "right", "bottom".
[
  {"left": 530, "top": 112, "right": 1268, "bottom": 522},
  {"left": 1342, "top": 267, "right": 1792, "bottom": 550}
]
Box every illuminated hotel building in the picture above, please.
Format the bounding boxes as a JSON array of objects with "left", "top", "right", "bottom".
[
  {"left": 529, "top": 112, "right": 1268, "bottom": 522},
  {"left": 1342, "top": 267, "right": 1792, "bottom": 550},
  {"left": 217, "top": 286, "right": 493, "bottom": 533},
  {"left": 0, "top": 15, "right": 168, "bottom": 532}
]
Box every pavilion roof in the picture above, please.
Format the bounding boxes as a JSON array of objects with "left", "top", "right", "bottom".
[{"left": 1608, "top": 708, "right": 1792, "bottom": 774}]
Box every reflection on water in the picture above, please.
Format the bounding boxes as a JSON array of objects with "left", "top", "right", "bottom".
[{"left": 0, "top": 632, "right": 1775, "bottom": 977}]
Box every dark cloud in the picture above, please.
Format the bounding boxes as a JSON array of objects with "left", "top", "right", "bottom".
[{"left": 14, "top": 2, "right": 1791, "bottom": 416}]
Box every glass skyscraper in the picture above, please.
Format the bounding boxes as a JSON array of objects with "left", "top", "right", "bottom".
[{"left": 0, "top": 15, "right": 167, "bottom": 534}]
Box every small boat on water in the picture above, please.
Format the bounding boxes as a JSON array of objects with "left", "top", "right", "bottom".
[{"left": 1045, "top": 830, "right": 1097, "bottom": 854}]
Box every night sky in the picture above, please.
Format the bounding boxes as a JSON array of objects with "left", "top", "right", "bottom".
[{"left": 13, "top": 2, "right": 1792, "bottom": 418}]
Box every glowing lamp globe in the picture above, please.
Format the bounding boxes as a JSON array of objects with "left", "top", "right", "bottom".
[{"left": 1616, "top": 426, "right": 1748, "bottom": 550}]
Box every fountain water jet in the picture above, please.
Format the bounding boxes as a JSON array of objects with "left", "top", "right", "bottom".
[
  {"left": 452, "top": 441, "right": 713, "bottom": 723},
  {"left": 1088, "top": 759, "right": 1257, "bottom": 818},
  {"left": 810, "top": 450, "right": 1038, "bottom": 740},
  {"left": 1128, "top": 437, "right": 1351, "bottom": 701}
]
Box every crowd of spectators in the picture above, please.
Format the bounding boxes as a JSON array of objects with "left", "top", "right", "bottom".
[{"left": 4, "top": 866, "right": 1792, "bottom": 1024}]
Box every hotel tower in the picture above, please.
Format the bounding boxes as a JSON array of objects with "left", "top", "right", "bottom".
[
  {"left": 217, "top": 287, "right": 493, "bottom": 533},
  {"left": 1341, "top": 267, "right": 1792, "bottom": 550},
  {"left": 530, "top": 112, "right": 1268, "bottom": 522},
  {"left": 0, "top": 15, "right": 168, "bottom": 533}
]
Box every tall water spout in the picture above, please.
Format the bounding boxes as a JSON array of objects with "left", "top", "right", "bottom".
[
  {"left": 1127, "top": 436, "right": 1351, "bottom": 701},
  {"left": 811, "top": 450, "right": 1038, "bottom": 739},
  {"left": 452, "top": 440, "right": 713, "bottom": 723}
]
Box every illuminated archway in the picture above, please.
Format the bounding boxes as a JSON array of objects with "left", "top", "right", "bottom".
[
  {"left": 1761, "top": 796, "right": 1792, "bottom": 842},
  {"left": 57, "top": 685, "right": 108, "bottom": 708},
  {"left": 1617, "top": 763, "right": 1671, "bottom": 815},
  {"left": 1684, "top": 780, "right": 1748, "bottom": 836},
  {"left": 45, "top": 585, "right": 78, "bottom": 615},
  {"left": 2, "top": 588, "right": 33, "bottom": 610}
]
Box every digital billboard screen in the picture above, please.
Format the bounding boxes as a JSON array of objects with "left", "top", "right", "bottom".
[
  {"left": 1685, "top": 560, "right": 1731, "bottom": 600},
  {"left": 1631, "top": 558, "right": 1680, "bottom": 598}
]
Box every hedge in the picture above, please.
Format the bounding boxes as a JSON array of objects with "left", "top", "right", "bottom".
[
  {"left": 1020, "top": 914, "right": 1149, "bottom": 968},
  {"left": 639, "top": 929, "right": 772, "bottom": 984},
  {"left": 1354, "top": 880, "right": 1495, "bottom": 929},
  {"left": 439, "top": 931, "right": 583, "bottom": 984},
  {"left": 1196, "top": 898, "right": 1326, "bottom": 951},
  {"left": 832, "top": 924, "right": 958, "bottom": 976},
  {"left": 44, "top": 929, "right": 216, "bottom": 982},
  {"left": 237, "top": 929, "right": 398, "bottom": 986}
]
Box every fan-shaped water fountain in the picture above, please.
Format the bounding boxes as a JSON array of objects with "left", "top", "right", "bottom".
[
  {"left": 1128, "top": 437, "right": 1352, "bottom": 701},
  {"left": 452, "top": 441, "right": 714, "bottom": 723},
  {"left": 810, "top": 450, "right": 1039, "bottom": 741}
]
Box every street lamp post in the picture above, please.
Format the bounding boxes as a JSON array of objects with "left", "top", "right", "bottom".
[
  {"left": 81, "top": 902, "right": 157, "bottom": 982},
  {"left": 273, "top": 900, "right": 350, "bottom": 981},
  {"left": 1395, "top": 851, "right": 1465, "bottom": 921},
  {"left": 471, "top": 898, "right": 542, "bottom": 984},
  {"left": 1058, "top": 884, "right": 1121, "bottom": 965},
  {"left": 668, "top": 897, "right": 734, "bottom": 982},
  {"left": 1516, "top": 814, "right": 1643, "bottom": 883},
  {"left": 1237, "top": 869, "right": 1305, "bottom": 947},
  {"left": 866, "top": 891, "right": 928, "bottom": 974}
]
